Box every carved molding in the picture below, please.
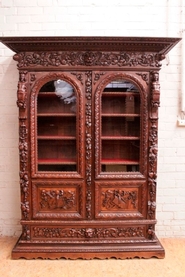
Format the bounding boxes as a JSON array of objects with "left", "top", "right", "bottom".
[
  {"left": 15, "top": 51, "right": 163, "bottom": 69},
  {"left": 32, "top": 226, "right": 145, "bottom": 239}
]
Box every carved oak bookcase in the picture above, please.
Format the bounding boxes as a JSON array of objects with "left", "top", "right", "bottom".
[{"left": 0, "top": 37, "right": 180, "bottom": 259}]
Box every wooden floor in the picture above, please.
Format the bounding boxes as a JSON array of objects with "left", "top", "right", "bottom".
[{"left": 0, "top": 237, "right": 185, "bottom": 277}]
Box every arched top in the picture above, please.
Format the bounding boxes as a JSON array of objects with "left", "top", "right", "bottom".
[
  {"left": 30, "top": 72, "right": 81, "bottom": 100},
  {"left": 95, "top": 72, "right": 146, "bottom": 100}
]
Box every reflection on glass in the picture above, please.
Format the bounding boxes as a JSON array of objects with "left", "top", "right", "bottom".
[
  {"left": 101, "top": 79, "right": 140, "bottom": 173},
  {"left": 37, "top": 79, "right": 77, "bottom": 172}
]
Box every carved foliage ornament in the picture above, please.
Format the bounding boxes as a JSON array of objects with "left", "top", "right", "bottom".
[
  {"left": 40, "top": 189, "right": 76, "bottom": 211},
  {"left": 85, "top": 71, "right": 92, "bottom": 219},
  {"left": 33, "top": 226, "right": 144, "bottom": 239},
  {"left": 15, "top": 51, "right": 163, "bottom": 68}
]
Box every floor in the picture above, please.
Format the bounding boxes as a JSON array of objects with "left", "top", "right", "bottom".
[{"left": 0, "top": 237, "right": 185, "bottom": 277}]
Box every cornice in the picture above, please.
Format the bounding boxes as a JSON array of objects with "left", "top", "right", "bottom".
[{"left": 0, "top": 36, "right": 181, "bottom": 54}]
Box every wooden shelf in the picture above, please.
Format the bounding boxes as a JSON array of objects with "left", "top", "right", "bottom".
[
  {"left": 102, "top": 91, "right": 139, "bottom": 96},
  {"left": 101, "top": 159, "right": 139, "bottom": 165},
  {"left": 38, "top": 159, "right": 76, "bottom": 165},
  {"left": 37, "top": 136, "right": 76, "bottom": 140},
  {"left": 101, "top": 113, "right": 140, "bottom": 117},
  {"left": 37, "top": 113, "right": 76, "bottom": 117},
  {"left": 101, "top": 136, "right": 140, "bottom": 140}
]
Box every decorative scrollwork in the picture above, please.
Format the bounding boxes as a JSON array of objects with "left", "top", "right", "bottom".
[
  {"left": 71, "top": 72, "right": 84, "bottom": 85},
  {"left": 93, "top": 72, "right": 105, "bottom": 84},
  {"left": 136, "top": 72, "right": 149, "bottom": 85},
  {"left": 16, "top": 51, "right": 163, "bottom": 69},
  {"left": 33, "top": 226, "right": 145, "bottom": 239}
]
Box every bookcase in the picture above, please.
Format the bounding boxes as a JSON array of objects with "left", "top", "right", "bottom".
[{"left": 0, "top": 36, "right": 180, "bottom": 259}]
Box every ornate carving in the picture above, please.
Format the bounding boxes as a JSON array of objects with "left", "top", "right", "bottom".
[
  {"left": 19, "top": 119, "right": 30, "bottom": 220},
  {"left": 102, "top": 189, "right": 137, "bottom": 210},
  {"left": 17, "top": 71, "right": 27, "bottom": 109},
  {"left": 21, "top": 201, "right": 30, "bottom": 220},
  {"left": 16, "top": 51, "right": 163, "bottom": 69},
  {"left": 151, "top": 71, "right": 160, "bottom": 110},
  {"left": 93, "top": 72, "right": 105, "bottom": 84},
  {"left": 148, "top": 225, "right": 155, "bottom": 240},
  {"left": 85, "top": 71, "right": 92, "bottom": 219},
  {"left": 136, "top": 72, "right": 149, "bottom": 85},
  {"left": 33, "top": 226, "right": 144, "bottom": 239},
  {"left": 40, "top": 189, "right": 76, "bottom": 210},
  {"left": 22, "top": 225, "right": 31, "bottom": 240},
  {"left": 71, "top": 72, "right": 84, "bottom": 85},
  {"left": 148, "top": 95, "right": 159, "bottom": 219},
  {"left": 148, "top": 201, "right": 156, "bottom": 219}
]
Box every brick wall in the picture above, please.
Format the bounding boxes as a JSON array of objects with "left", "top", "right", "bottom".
[{"left": 0, "top": 0, "right": 184, "bottom": 237}]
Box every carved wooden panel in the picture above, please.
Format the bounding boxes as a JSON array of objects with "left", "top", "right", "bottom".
[
  {"left": 95, "top": 181, "right": 146, "bottom": 219},
  {"left": 32, "top": 181, "right": 85, "bottom": 219}
]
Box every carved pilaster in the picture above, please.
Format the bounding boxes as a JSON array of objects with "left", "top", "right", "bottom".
[
  {"left": 85, "top": 71, "right": 92, "bottom": 219},
  {"left": 148, "top": 70, "right": 160, "bottom": 220},
  {"left": 17, "top": 70, "right": 30, "bottom": 223},
  {"left": 151, "top": 71, "right": 160, "bottom": 116}
]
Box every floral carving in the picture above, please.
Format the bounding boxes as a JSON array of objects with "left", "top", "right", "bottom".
[
  {"left": 40, "top": 189, "right": 76, "bottom": 210},
  {"left": 22, "top": 225, "right": 31, "bottom": 240},
  {"left": 93, "top": 72, "right": 105, "bottom": 84},
  {"left": 148, "top": 71, "right": 160, "bottom": 219},
  {"left": 148, "top": 225, "right": 155, "bottom": 240},
  {"left": 33, "top": 226, "right": 144, "bottom": 239},
  {"left": 71, "top": 72, "right": 84, "bottom": 85},
  {"left": 19, "top": 120, "right": 30, "bottom": 220},
  {"left": 16, "top": 51, "right": 163, "bottom": 69},
  {"left": 136, "top": 72, "right": 149, "bottom": 85},
  {"left": 85, "top": 71, "right": 92, "bottom": 219},
  {"left": 102, "top": 190, "right": 137, "bottom": 210}
]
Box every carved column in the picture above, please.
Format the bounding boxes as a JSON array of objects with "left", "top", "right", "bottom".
[
  {"left": 147, "top": 71, "right": 160, "bottom": 238},
  {"left": 85, "top": 71, "right": 92, "bottom": 219}
]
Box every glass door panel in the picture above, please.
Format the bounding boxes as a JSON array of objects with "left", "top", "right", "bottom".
[
  {"left": 101, "top": 79, "right": 140, "bottom": 173},
  {"left": 37, "top": 79, "right": 77, "bottom": 172}
]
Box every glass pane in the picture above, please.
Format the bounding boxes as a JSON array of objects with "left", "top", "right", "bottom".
[
  {"left": 101, "top": 79, "right": 140, "bottom": 173},
  {"left": 37, "top": 79, "right": 77, "bottom": 172}
]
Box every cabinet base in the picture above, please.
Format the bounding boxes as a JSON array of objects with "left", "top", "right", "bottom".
[{"left": 12, "top": 237, "right": 165, "bottom": 259}]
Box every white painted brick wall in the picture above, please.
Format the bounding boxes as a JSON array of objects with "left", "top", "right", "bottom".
[{"left": 0, "top": 0, "right": 185, "bottom": 237}]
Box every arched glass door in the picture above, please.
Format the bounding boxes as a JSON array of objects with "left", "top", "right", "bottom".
[
  {"left": 37, "top": 79, "right": 77, "bottom": 172},
  {"left": 100, "top": 79, "right": 140, "bottom": 173}
]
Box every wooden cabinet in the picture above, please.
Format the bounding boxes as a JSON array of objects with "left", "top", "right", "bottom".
[{"left": 0, "top": 36, "right": 180, "bottom": 259}]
